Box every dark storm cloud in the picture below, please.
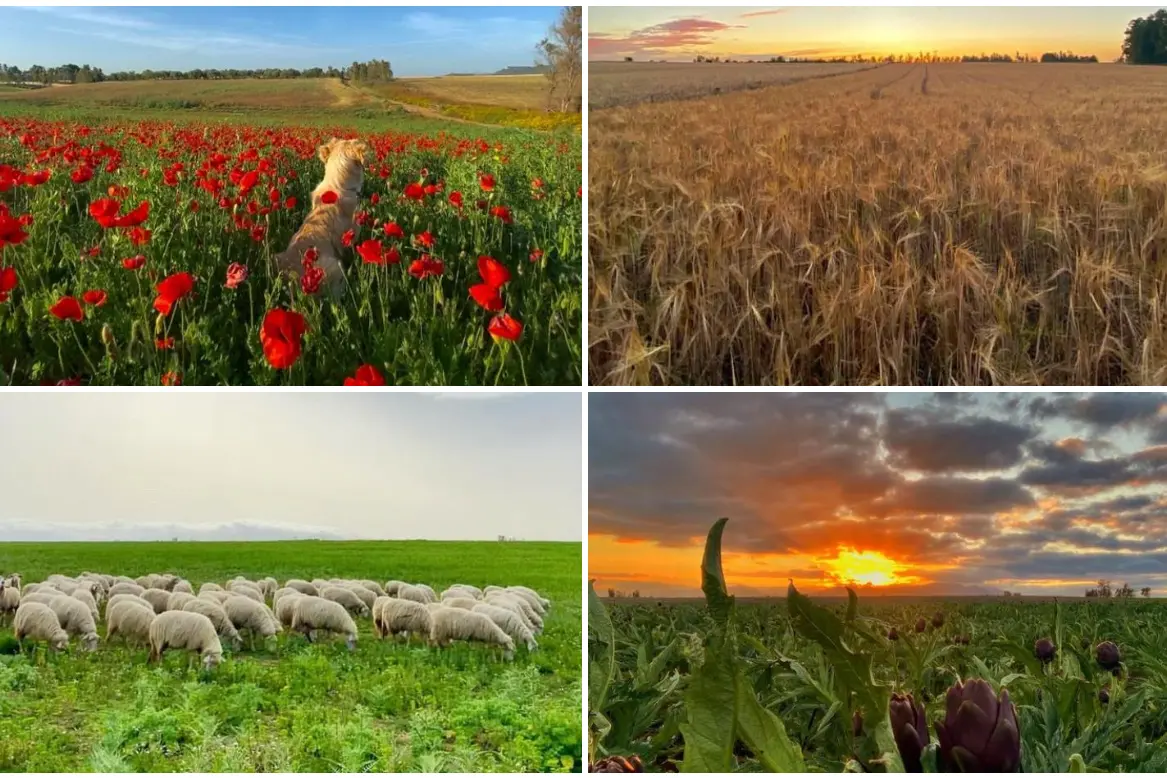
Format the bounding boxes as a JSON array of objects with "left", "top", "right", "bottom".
[{"left": 591, "top": 392, "right": 1167, "bottom": 594}]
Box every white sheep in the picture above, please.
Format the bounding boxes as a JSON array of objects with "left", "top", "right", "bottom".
[
  {"left": 226, "top": 582, "right": 264, "bottom": 603},
  {"left": 274, "top": 591, "right": 305, "bottom": 628},
  {"left": 223, "top": 595, "right": 280, "bottom": 647},
  {"left": 106, "top": 600, "right": 156, "bottom": 645},
  {"left": 320, "top": 586, "right": 370, "bottom": 617},
  {"left": 442, "top": 585, "right": 482, "bottom": 601},
  {"left": 181, "top": 599, "right": 243, "bottom": 648},
  {"left": 341, "top": 583, "right": 377, "bottom": 610},
  {"left": 441, "top": 597, "right": 479, "bottom": 611},
  {"left": 429, "top": 607, "right": 514, "bottom": 659},
  {"left": 46, "top": 595, "right": 99, "bottom": 650},
  {"left": 106, "top": 593, "right": 153, "bottom": 614},
  {"left": 21, "top": 592, "right": 62, "bottom": 607},
  {"left": 506, "top": 586, "right": 550, "bottom": 615},
  {"left": 71, "top": 588, "right": 100, "bottom": 622},
  {"left": 139, "top": 588, "right": 172, "bottom": 614},
  {"left": 416, "top": 583, "right": 438, "bottom": 602},
  {"left": 396, "top": 583, "right": 432, "bottom": 604},
  {"left": 356, "top": 579, "right": 385, "bottom": 596},
  {"left": 258, "top": 577, "right": 279, "bottom": 598},
  {"left": 290, "top": 596, "right": 357, "bottom": 650},
  {"left": 284, "top": 579, "right": 318, "bottom": 597},
  {"left": 486, "top": 593, "right": 543, "bottom": 634},
  {"left": 199, "top": 582, "right": 224, "bottom": 595},
  {"left": 199, "top": 590, "right": 231, "bottom": 605},
  {"left": 108, "top": 582, "right": 145, "bottom": 598},
  {"left": 374, "top": 596, "right": 432, "bottom": 640},
  {"left": 171, "top": 580, "right": 194, "bottom": 595},
  {"left": 14, "top": 601, "right": 68, "bottom": 650},
  {"left": 384, "top": 580, "right": 406, "bottom": 597},
  {"left": 473, "top": 603, "right": 537, "bottom": 652},
  {"left": 166, "top": 592, "right": 197, "bottom": 612},
  {"left": 149, "top": 611, "right": 223, "bottom": 668},
  {"left": 0, "top": 577, "right": 22, "bottom": 623}
]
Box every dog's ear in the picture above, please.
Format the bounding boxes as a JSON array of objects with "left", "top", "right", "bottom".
[
  {"left": 317, "top": 138, "right": 338, "bottom": 163},
  {"left": 351, "top": 141, "right": 371, "bottom": 165}
]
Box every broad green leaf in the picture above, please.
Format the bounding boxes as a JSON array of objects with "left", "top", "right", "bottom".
[
  {"left": 701, "top": 517, "right": 733, "bottom": 626},
  {"left": 680, "top": 641, "right": 737, "bottom": 773},
  {"left": 635, "top": 636, "right": 678, "bottom": 692},
  {"left": 735, "top": 669, "right": 806, "bottom": 772},
  {"left": 588, "top": 581, "right": 616, "bottom": 714},
  {"left": 1067, "top": 753, "right": 1086, "bottom": 772}
]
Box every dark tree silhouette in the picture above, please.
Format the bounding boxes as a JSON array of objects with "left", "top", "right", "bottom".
[{"left": 1123, "top": 10, "right": 1167, "bottom": 64}]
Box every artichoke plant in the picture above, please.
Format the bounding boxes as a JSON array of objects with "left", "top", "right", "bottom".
[
  {"left": 935, "top": 679, "right": 1021, "bottom": 772},
  {"left": 889, "top": 692, "right": 929, "bottom": 772},
  {"left": 1096, "top": 641, "right": 1121, "bottom": 671},
  {"left": 1034, "top": 638, "right": 1056, "bottom": 664}
]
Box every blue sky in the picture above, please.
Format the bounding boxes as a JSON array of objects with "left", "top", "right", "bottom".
[
  {"left": 0, "top": 393, "right": 582, "bottom": 542},
  {"left": 0, "top": 6, "right": 559, "bottom": 76}
]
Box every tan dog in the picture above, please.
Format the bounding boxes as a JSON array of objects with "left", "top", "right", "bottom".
[{"left": 273, "top": 137, "right": 369, "bottom": 297}]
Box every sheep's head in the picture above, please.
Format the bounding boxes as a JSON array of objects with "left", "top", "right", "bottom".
[
  {"left": 527, "top": 638, "right": 539, "bottom": 652},
  {"left": 230, "top": 634, "right": 244, "bottom": 650},
  {"left": 82, "top": 633, "right": 99, "bottom": 652},
  {"left": 345, "top": 634, "right": 357, "bottom": 651},
  {"left": 203, "top": 651, "right": 222, "bottom": 669},
  {"left": 51, "top": 631, "right": 68, "bottom": 651}
]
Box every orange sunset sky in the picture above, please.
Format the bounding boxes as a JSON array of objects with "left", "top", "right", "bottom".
[
  {"left": 589, "top": 393, "right": 1167, "bottom": 598},
  {"left": 589, "top": 7, "right": 1161, "bottom": 62}
]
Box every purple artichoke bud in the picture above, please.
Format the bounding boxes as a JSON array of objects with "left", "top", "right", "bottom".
[
  {"left": 888, "top": 627, "right": 899, "bottom": 641},
  {"left": 889, "top": 692, "right": 929, "bottom": 772},
  {"left": 1034, "top": 638, "right": 1056, "bottom": 664},
  {"left": 1096, "top": 641, "right": 1121, "bottom": 671},
  {"left": 936, "top": 679, "right": 1021, "bottom": 772},
  {"left": 932, "top": 612, "right": 945, "bottom": 628},
  {"left": 1098, "top": 687, "right": 1109, "bottom": 705},
  {"left": 915, "top": 618, "right": 927, "bottom": 633}
]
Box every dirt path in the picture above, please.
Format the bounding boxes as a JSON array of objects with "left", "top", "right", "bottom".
[{"left": 338, "top": 81, "right": 498, "bottom": 128}]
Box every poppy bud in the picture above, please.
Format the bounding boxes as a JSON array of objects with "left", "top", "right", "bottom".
[
  {"left": 1034, "top": 638, "right": 1056, "bottom": 664},
  {"left": 889, "top": 692, "right": 929, "bottom": 772},
  {"left": 888, "top": 627, "right": 899, "bottom": 641},
  {"left": 852, "top": 709, "right": 864, "bottom": 737},
  {"left": 932, "top": 612, "right": 945, "bottom": 628},
  {"left": 936, "top": 679, "right": 1021, "bottom": 772},
  {"left": 1098, "top": 688, "right": 1109, "bottom": 705},
  {"left": 1096, "top": 641, "right": 1121, "bottom": 671},
  {"left": 915, "top": 618, "right": 927, "bottom": 633}
]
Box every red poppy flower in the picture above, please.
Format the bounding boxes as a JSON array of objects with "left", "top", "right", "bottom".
[
  {"left": 83, "top": 246, "right": 101, "bottom": 259},
  {"left": 383, "top": 222, "right": 404, "bottom": 240},
  {"left": 409, "top": 256, "right": 444, "bottom": 280},
  {"left": 161, "top": 371, "right": 182, "bottom": 386},
  {"left": 0, "top": 212, "right": 29, "bottom": 248},
  {"left": 189, "top": 199, "right": 200, "bottom": 212},
  {"left": 0, "top": 265, "right": 16, "bottom": 302},
  {"left": 384, "top": 246, "right": 401, "bottom": 265},
  {"left": 88, "top": 198, "right": 121, "bottom": 228},
  {"left": 127, "top": 227, "right": 151, "bottom": 246},
  {"left": 449, "top": 191, "right": 463, "bottom": 209},
  {"left": 301, "top": 266, "right": 325, "bottom": 295},
  {"left": 357, "top": 239, "right": 386, "bottom": 265},
  {"left": 302, "top": 247, "right": 319, "bottom": 268},
  {"left": 154, "top": 271, "right": 195, "bottom": 316},
  {"left": 370, "top": 193, "right": 381, "bottom": 206},
  {"left": 320, "top": 190, "right": 338, "bottom": 205},
  {"left": 250, "top": 226, "right": 266, "bottom": 242},
  {"left": 489, "top": 205, "right": 513, "bottom": 224},
  {"left": 469, "top": 283, "right": 504, "bottom": 312},
  {"left": 156, "top": 337, "right": 175, "bottom": 350},
  {"left": 268, "top": 187, "right": 281, "bottom": 204},
  {"left": 529, "top": 248, "right": 544, "bottom": 263},
  {"left": 238, "top": 170, "right": 259, "bottom": 193},
  {"left": 225, "top": 263, "right": 249, "bottom": 289},
  {"left": 82, "top": 289, "right": 108, "bottom": 307},
  {"left": 343, "top": 364, "right": 386, "bottom": 386},
  {"left": 531, "top": 177, "right": 544, "bottom": 189},
  {"left": 122, "top": 255, "right": 146, "bottom": 270},
  {"left": 414, "top": 231, "right": 435, "bottom": 249},
  {"left": 488, "top": 312, "right": 523, "bottom": 342},
  {"left": 108, "top": 184, "right": 128, "bottom": 198},
  {"left": 404, "top": 182, "right": 425, "bottom": 201},
  {"left": 342, "top": 229, "right": 355, "bottom": 247},
  {"left": 477, "top": 256, "right": 510, "bottom": 288},
  {"left": 21, "top": 170, "right": 50, "bottom": 187},
  {"left": 50, "top": 296, "right": 84, "bottom": 322},
  {"left": 71, "top": 165, "right": 94, "bottom": 184},
  {"left": 479, "top": 173, "right": 495, "bottom": 192},
  {"left": 260, "top": 308, "right": 307, "bottom": 370}
]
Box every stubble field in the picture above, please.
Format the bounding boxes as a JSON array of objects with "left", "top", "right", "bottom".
[
  {"left": 0, "top": 540, "right": 582, "bottom": 772},
  {"left": 588, "top": 63, "right": 1167, "bottom": 385}
]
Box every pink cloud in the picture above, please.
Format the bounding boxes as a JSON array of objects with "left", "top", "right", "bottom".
[
  {"left": 587, "top": 17, "right": 743, "bottom": 59},
  {"left": 738, "top": 9, "right": 787, "bottom": 19}
]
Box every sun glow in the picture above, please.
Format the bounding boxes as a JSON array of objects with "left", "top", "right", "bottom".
[{"left": 821, "top": 547, "right": 915, "bottom": 587}]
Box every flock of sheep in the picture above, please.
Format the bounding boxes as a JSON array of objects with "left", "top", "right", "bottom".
[{"left": 0, "top": 572, "right": 552, "bottom": 669}]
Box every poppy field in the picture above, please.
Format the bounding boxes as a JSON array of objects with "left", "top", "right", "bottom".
[
  {"left": 588, "top": 519, "right": 1166, "bottom": 773},
  {"left": 0, "top": 539, "right": 583, "bottom": 772},
  {"left": 0, "top": 111, "right": 581, "bottom": 385}
]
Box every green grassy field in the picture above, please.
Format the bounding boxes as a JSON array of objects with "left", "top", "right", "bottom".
[{"left": 0, "top": 540, "right": 582, "bottom": 772}]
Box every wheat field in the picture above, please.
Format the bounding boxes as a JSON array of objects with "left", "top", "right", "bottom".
[{"left": 588, "top": 63, "right": 1167, "bottom": 385}]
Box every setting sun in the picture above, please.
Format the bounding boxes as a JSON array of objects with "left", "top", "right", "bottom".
[{"left": 821, "top": 547, "right": 917, "bottom": 587}]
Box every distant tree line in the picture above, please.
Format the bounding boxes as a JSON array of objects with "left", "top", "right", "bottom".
[
  {"left": 0, "top": 61, "right": 398, "bottom": 85},
  {"left": 1124, "top": 9, "right": 1167, "bottom": 64},
  {"left": 689, "top": 51, "right": 1098, "bottom": 65},
  {"left": 1039, "top": 51, "right": 1099, "bottom": 63},
  {"left": 1085, "top": 579, "right": 1152, "bottom": 598}
]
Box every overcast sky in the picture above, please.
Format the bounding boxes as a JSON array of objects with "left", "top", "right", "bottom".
[
  {"left": 590, "top": 392, "right": 1167, "bottom": 597},
  {"left": 1, "top": 393, "right": 581, "bottom": 542}
]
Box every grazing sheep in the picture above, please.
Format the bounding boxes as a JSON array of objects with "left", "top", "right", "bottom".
[
  {"left": 109, "top": 582, "right": 145, "bottom": 598},
  {"left": 416, "top": 583, "right": 438, "bottom": 602},
  {"left": 396, "top": 584, "right": 432, "bottom": 604},
  {"left": 284, "top": 579, "right": 318, "bottom": 597},
  {"left": 199, "top": 582, "right": 224, "bottom": 595},
  {"left": 172, "top": 580, "right": 194, "bottom": 595},
  {"left": 290, "top": 596, "right": 357, "bottom": 650},
  {"left": 356, "top": 579, "right": 385, "bottom": 596},
  {"left": 311, "top": 578, "right": 332, "bottom": 591},
  {"left": 341, "top": 583, "right": 377, "bottom": 610},
  {"left": 374, "top": 596, "right": 433, "bottom": 640},
  {"left": 106, "top": 600, "right": 156, "bottom": 645},
  {"left": 442, "top": 585, "right": 482, "bottom": 601},
  {"left": 223, "top": 595, "right": 280, "bottom": 647},
  {"left": 258, "top": 577, "right": 279, "bottom": 598},
  {"left": 7, "top": 573, "right": 22, "bottom": 589},
  {"left": 135, "top": 574, "right": 159, "bottom": 590},
  {"left": 20, "top": 592, "right": 61, "bottom": 607},
  {"left": 506, "top": 586, "right": 549, "bottom": 615},
  {"left": 384, "top": 580, "right": 406, "bottom": 597},
  {"left": 441, "top": 597, "right": 479, "bottom": 611},
  {"left": 0, "top": 578, "right": 22, "bottom": 623},
  {"left": 199, "top": 590, "right": 231, "bottom": 604},
  {"left": 46, "top": 595, "right": 99, "bottom": 650},
  {"left": 148, "top": 611, "right": 223, "bottom": 668},
  {"left": 166, "top": 592, "right": 197, "bottom": 612},
  {"left": 13, "top": 602, "right": 69, "bottom": 650},
  {"left": 274, "top": 591, "right": 305, "bottom": 628},
  {"left": 106, "top": 594, "right": 153, "bottom": 614},
  {"left": 71, "top": 588, "right": 100, "bottom": 622},
  {"left": 22, "top": 582, "right": 49, "bottom": 595},
  {"left": 139, "top": 588, "right": 172, "bottom": 614},
  {"left": 429, "top": 607, "right": 514, "bottom": 659},
  {"left": 226, "top": 584, "right": 264, "bottom": 603},
  {"left": 320, "top": 586, "right": 370, "bottom": 617},
  {"left": 181, "top": 599, "right": 243, "bottom": 648},
  {"left": 473, "top": 603, "right": 537, "bottom": 652},
  {"left": 486, "top": 593, "right": 543, "bottom": 633}
]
